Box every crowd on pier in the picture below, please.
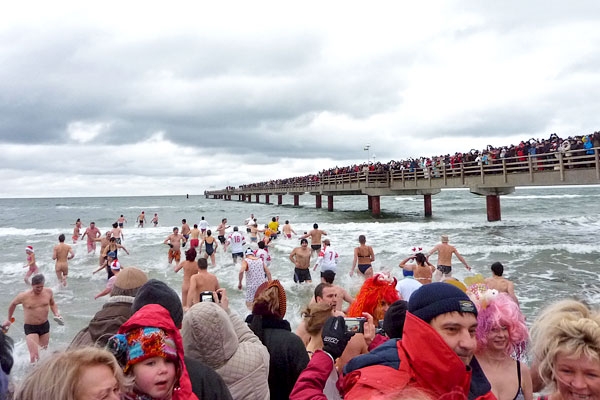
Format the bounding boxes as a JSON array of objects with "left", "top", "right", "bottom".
[{"left": 237, "top": 131, "right": 600, "bottom": 190}]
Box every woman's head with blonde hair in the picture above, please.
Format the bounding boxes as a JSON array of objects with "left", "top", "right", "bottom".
[
  {"left": 302, "top": 302, "right": 333, "bottom": 335},
  {"left": 14, "top": 347, "right": 127, "bottom": 400},
  {"left": 530, "top": 298, "right": 600, "bottom": 388}
]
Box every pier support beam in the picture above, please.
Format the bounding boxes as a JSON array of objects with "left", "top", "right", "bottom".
[
  {"left": 370, "top": 195, "right": 381, "bottom": 217},
  {"left": 315, "top": 194, "right": 322, "bottom": 209},
  {"left": 255, "top": 194, "right": 260, "bottom": 203},
  {"left": 486, "top": 195, "right": 501, "bottom": 222},
  {"left": 367, "top": 196, "right": 373, "bottom": 210},
  {"left": 424, "top": 194, "right": 432, "bottom": 217},
  {"left": 294, "top": 194, "right": 299, "bottom": 206},
  {"left": 277, "top": 195, "right": 282, "bottom": 205},
  {"left": 470, "top": 186, "right": 515, "bottom": 222},
  {"left": 265, "top": 194, "right": 270, "bottom": 204},
  {"left": 327, "top": 196, "right": 334, "bottom": 212},
  {"left": 247, "top": 195, "right": 251, "bottom": 203}
]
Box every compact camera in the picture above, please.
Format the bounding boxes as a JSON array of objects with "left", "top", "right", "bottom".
[
  {"left": 344, "top": 317, "right": 366, "bottom": 334},
  {"left": 200, "top": 291, "right": 221, "bottom": 302}
]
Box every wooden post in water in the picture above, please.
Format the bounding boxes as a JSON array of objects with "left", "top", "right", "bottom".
[
  {"left": 255, "top": 194, "right": 260, "bottom": 203},
  {"left": 315, "top": 194, "right": 322, "bottom": 209},
  {"left": 486, "top": 195, "right": 501, "bottom": 222},
  {"left": 327, "top": 195, "right": 334, "bottom": 212},
  {"left": 367, "top": 195, "right": 373, "bottom": 210},
  {"left": 294, "top": 194, "right": 300, "bottom": 206},
  {"left": 265, "top": 194, "right": 270, "bottom": 204},
  {"left": 278, "top": 195, "right": 283, "bottom": 205},
  {"left": 424, "top": 194, "right": 432, "bottom": 217},
  {"left": 370, "top": 195, "right": 381, "bottom": 217}
]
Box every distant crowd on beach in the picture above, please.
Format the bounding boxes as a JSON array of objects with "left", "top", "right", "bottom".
[
  {"left": 238, "top": 131, "right": 600, "bottom": 189},
  {"left": 2, "top": 207, "right": 599, "bottom": 400}
]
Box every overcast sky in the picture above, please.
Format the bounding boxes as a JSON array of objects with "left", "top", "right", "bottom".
[{"left": 1, "top": 1, "right": 599, "bottom": 197}]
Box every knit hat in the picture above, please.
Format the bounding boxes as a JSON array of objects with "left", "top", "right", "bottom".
[
  {"left": 132, "top": 279, "right": 183, "bottom": 328},
  {"left": 107, "top": 251, "right": 117, "bottom": 258},
  {"left": 110, "top": 260, "right": 121, "bottom": 270},
  {"left": 383, "top": 300, "right": 408, "bottom": 339},
  {"left": 252, "top": 280, "right": 287, "bottom": 318},
  {"left": 107, "top": 327, "right": 177, "bottom": 372},
  {"left": 408, "top": 282, "right": 477, "bottom": 323},
  {"left": 111, "top": 266, "right": 148, "bottom": 297},
  {"left": 245, "top": 248, "right": 254, "bottom": 256},
  {"left": 25, "top": 245, "right": 34, "bottom": 253}
]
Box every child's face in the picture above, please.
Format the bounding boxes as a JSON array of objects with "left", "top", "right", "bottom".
[{"left": 132, "top": 356, "right": 176, "bottom": 399}]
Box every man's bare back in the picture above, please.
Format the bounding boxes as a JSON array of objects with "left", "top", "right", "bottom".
[
  {"left": 187, "top": 271, "right": 220, "bottom": 307},
  {"left": 305, "top": 229, "right": 326, "bottom": 246},
  {"left": 485, "top": 276, "right": 518, "bottom": 304},
  {"left": 53, "top": 243, "right": 73, "bottom": 268}
]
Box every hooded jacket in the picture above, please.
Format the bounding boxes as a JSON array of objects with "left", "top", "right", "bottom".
[
  {"left": 340, "top": 312, "right": 496, "bottom": 400},
  {"left": 182, "top": 302, "right": 270, "bottom": 400},
  {"left": 69, "top": 295, "right": 135, "bottom": 349},
  {"left": 118, "top": 304, "right": 197, "bottom": 400}
]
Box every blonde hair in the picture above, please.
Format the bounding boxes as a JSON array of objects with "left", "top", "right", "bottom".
[
  {"left": 302, "top": 302, "right": 333, "bottom": 335},
  {"left": 14, "top": 347, "right": 128, "bottom": 400},
  {"left": 530, "top": 299, "right": 600, "bottom": 388}
]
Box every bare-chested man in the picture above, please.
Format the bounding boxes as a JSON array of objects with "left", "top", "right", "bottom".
[
  {"left": 484, "top": 262, "right": 519, "bottom": 305},
  {"left": 189, "top": 224, "right": 201, "bottom": 250},
  {"left": 289, "top": 238, "right": 313, "bottom": 283},
  {"left": 181, "top": 219, "right": 191, "bottom": 247},
  {"left": 216, "top": 218, "right": 230, "bottom": 251},
  {"left": 110, "top": 222, "right": 124, "bottom": 244},
  {"left": 249, "top": 219, "right": 263, "bottom": 243},
  {"left": 137, "top": 211, "right": 146, "bottom": 228},
  {"left": 282, "top": 220, "right": 297, "bottom": 239},
  {"left": 53, "top": 233, "right": 74, "bottom": 287},
  {"left": 427, "top": 234, "right": 471, "bottom": 281},
  {"left": 164, "top": 227, "right": 186, "bottom": 266},
  {"left": 300, "top": 223, "right": 328, "bottom": 256},
  {"left": 2, "top": 274, "right": 62, "bottom": 363},
  {"left": 117, "top": 214, "right": 127, "bottom": 227},
  {"left": 295, "top": 282, "right": 344, "bottom": 345},
  {"left": 94, "top": 231, "right": 112, "bottom": 266},
  {"left": 174, "top": 248, "right": 199, "bottom": 308},
  {"left": 186, "top": 258, "right": 220, "bottom": 309},
  {"left": 72, "top": 218, "right": 82, "bottom": 243},
  {"left": 81, "top": 221, "right": 101, "bottom": 254}
]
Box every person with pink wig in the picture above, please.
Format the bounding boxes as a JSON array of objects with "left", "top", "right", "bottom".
[{"left": 472, "top": 290, "right": 532, "bottom": 400}]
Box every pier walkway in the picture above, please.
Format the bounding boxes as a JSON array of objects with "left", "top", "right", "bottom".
[{"left": 205, "top": 148, "right": 600, "bottom": 221}]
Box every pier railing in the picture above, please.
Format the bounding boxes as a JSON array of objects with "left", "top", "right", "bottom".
[{"left": 207, "top": 147, "right": 600, "bottom": 195}]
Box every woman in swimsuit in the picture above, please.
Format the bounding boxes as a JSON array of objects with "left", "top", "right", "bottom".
[
  {"left": 201, "top": 230, "right": 218, "bottom": 267},
  {"left": 470, "top": 290, "right": 532, "bottom": 400},
  {"left": 398, "top": 252, "right": 435, "bottom": 284},
  {"left": 23, "top": 245, "right": 39, "bottom": 285},
  {"left": 350, "top": 235, "right": 375, "bottom": 278},
  {"left": 530, "top": 299, "right": 600, "bottom": 400}
]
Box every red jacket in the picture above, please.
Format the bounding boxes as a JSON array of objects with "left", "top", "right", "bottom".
[
  {"left": 340, "top": 312, "right": 496, "bottom": 400},
  {"left": 118, "top": 304, "right": 198, "bottom": 400}
]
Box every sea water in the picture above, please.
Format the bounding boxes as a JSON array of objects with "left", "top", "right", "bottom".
[{"left": 1, "top": 186, "right": 599, "bottom": 380}]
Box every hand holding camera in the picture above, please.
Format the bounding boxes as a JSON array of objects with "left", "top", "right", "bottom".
[{"left": 322, "top": 316, "right": 355, "bottom": 360}]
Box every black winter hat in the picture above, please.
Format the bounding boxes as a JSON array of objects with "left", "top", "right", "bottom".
[
  {"left": 408, "top": 282, "right": 477, "bottom": 323},
  {"left": 132, "top": 279, "right": 183, "bottom": 328},
  {"left": 383, "top": 300, "right": 408, "bottom": 339}
]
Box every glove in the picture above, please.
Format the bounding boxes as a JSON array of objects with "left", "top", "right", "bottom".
[{"left": 322, "top": 316, "right": 353, "bottom": 359}]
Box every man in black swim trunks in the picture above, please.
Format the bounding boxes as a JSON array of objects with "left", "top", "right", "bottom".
[
  {"left": 216, "top": 218, "right": 230, "bottom": 252},
  {"left": 289, "top": 238, "right": 313, "bottom": 283},
  {"left": 300, "top": 223, "right": 328, "bottom": 257},
  {"left": 2, "top": 274, "right": 62, "bottom": 363}
]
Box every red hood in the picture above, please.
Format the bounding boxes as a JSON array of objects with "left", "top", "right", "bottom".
[
  {"left": 399, "top": 312, "right": 471, "bottom": 396},
  {"left": 119, "top": 304, "right": 197, "bottom": 400}
]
